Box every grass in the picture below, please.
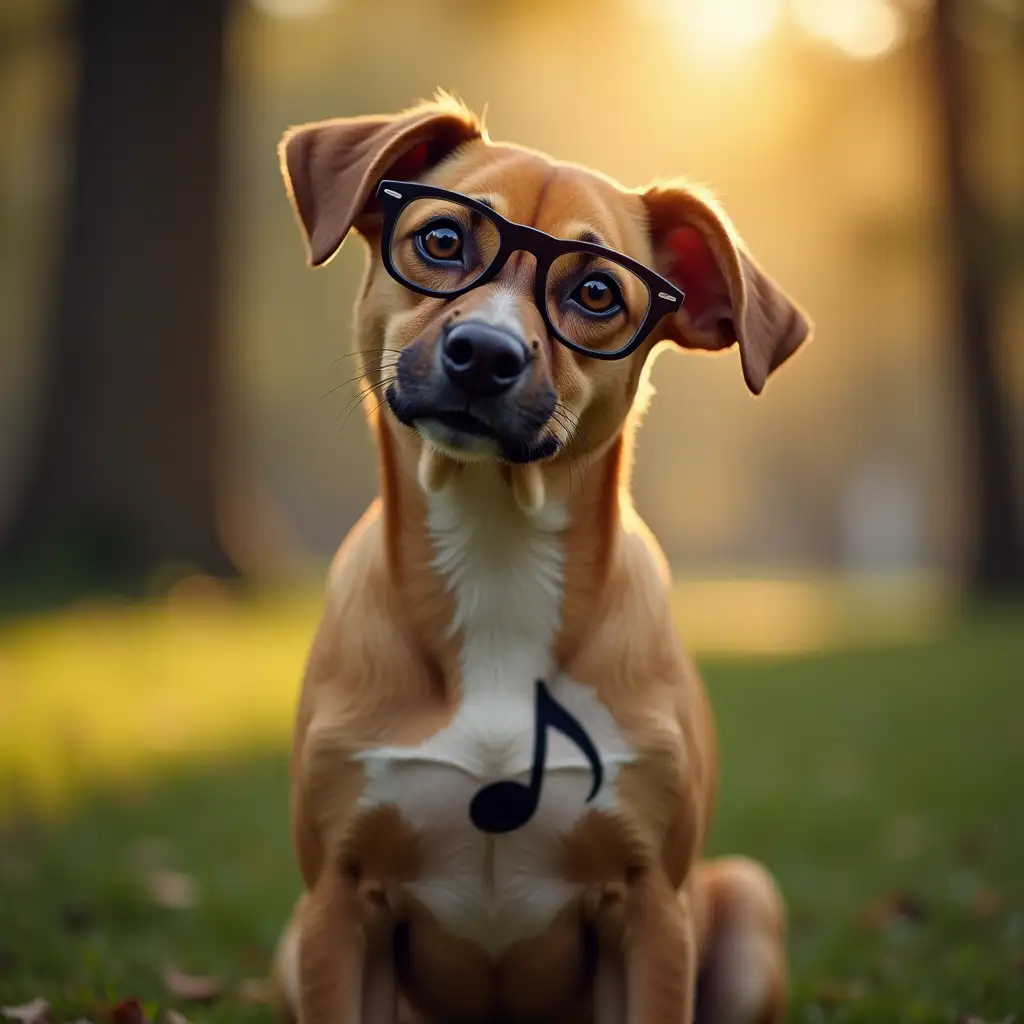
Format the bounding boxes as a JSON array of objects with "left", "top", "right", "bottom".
[{"left": 0, "top": 583, "right": 1022, "bottom": 1023}]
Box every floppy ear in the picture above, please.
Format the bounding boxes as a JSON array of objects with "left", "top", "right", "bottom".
[
  {"left": 642, "top": 182, "right": 811, "bottom": 395},
  {"left": 279, "top": 96, "right": 483, "bottom": 267}
]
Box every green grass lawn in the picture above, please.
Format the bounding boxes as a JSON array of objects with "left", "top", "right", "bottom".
[{"left": 1, "top": 588, "right": 1022, "bottom": 1023}]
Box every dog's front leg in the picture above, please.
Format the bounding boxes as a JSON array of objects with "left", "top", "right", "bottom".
[
  {"left": 624, "top": 873, "right": 697, "bottom": 1024},
  {"left": 296, "top": 869, "right": 397, "bottom": 1024}
]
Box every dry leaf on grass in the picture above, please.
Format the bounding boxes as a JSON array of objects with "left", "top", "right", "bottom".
[
  {"left": 109, "top": 999, "right": 146, "bottom": 1024},
  {"left": 814, "top": 979, "right": 868, "bottom": 1007},
  {"left": 162, "top": 967, "right": 220, "bottom": 1004},
  {"left": 1, "top": 999, "right": 51, "bottom": 1024},
  {"left": 969, "top": 885, "right": 1006, "bottom": 920},
  {"left": 145, "top": 870, "right": 199, "bottom": 910},
  {"left": 857, "top": 890, "right": 927, "bottom": 932},
  {"left": 236, "top": 978, "right": 274, "bottom": 1005},
  {"left": 956, "top": 830, "right": 989, "bottom": 864}
]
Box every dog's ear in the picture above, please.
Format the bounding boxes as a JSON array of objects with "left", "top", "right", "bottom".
[
  {"left": 279, "top": 97, "right": 483, "bottom": 267},
  {"left": 642, "top": 182, "right": 811, "bottom": 395}
]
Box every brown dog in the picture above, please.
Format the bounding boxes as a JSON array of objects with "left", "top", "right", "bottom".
[{"left": 273, "top": 93, "right": 810, "bottom": 1024}]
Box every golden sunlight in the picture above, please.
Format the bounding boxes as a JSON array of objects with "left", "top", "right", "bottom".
[
  {"left": 250, "top": 0, "right": 336, "bottom": 19},
  {"left": 634, "top": 0, "right": 783, "bottom": 61},
  {"left": 793, "top": 0, "right": 906, "bottom": 60},
  {"left": 687, "top": 0, "right": 783, "bottom": 56}
]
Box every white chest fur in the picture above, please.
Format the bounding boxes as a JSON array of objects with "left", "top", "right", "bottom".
[{"left": 355, "top": 468, "right": 637, "bottom": 957}]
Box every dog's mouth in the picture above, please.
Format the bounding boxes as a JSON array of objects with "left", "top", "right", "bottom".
[
  {"left": 385, "top": 384, "right": 559, "bottom": 464},
  {"left": 424, "top": 410, "right": 498, "bottom": 439}
]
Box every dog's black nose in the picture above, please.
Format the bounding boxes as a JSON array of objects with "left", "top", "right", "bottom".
[{"left": 441, "top": 322, "right": 528, "bottom": 399}]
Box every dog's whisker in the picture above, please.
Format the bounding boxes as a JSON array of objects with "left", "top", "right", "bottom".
[
  {"left": 326, "top": 347, "right": 404, "bottom": 370},
  {"left": 322, "top": 359, "right": 395, "bottom": 399},
  {"left": 365, "top": 392, "right": 397, "bottom": 429},
  {"left": 333, "top": 378, "right": 386, "bottom": 423},
  {"left": 548, "top": 407, "right": 576, "bottom": 467},
  {"left": 551, "top": 405, "right": 589, "bottom": 496},
  {"left": 335, "top": 377, "right": 396, "bottom": 436},
  {"left": 559, "top": 409, "right": 592, "bottom": 487},
  {"left": 335, "top": 387, "right": 392, "bottom": 440},
  {"left": 548, "top": 409, "right": 580, "bottom": 496},
  {"left": 322, "top": 367, "right": 388, "bottom": 400},
  {"left": 547, "top": 431, "right": 576, "bottom": 498}
]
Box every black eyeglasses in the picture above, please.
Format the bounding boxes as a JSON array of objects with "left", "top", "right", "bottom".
[{"left": 375, "top": 179, "right": 685, "bottom": 361}]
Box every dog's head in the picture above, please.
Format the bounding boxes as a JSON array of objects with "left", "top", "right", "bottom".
[{"left": 280, "top": 95, "right": 811, "bottom": 469}]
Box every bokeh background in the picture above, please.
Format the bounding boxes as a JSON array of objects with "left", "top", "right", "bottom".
[{"left": 1, "top": 1, "right": 1022, "bottom": 1021}]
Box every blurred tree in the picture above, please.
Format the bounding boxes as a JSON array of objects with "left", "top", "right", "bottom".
[
  {"left": 0, "top": 0, "right": 236, "bottom": 592},
  {"left": 929, "top": 0, "right": 1023, "bottom": 593}
]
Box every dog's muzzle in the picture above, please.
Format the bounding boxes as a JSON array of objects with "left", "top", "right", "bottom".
[{"left": 386, "top": 319, "right": 559, "bottom": 464}]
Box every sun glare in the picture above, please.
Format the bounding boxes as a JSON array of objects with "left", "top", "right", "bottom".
[
  {"left": 793, "top": 0, "right": 906, "bottom": 60},
  {"left": 634, "top": 0, "right": 782, "bottom": 61},
  {"left": 688, "top": 0, "right": 783, "bottom": 55},
  {"left": 250, "top": 0, "right": 335, "bottom": 18}
]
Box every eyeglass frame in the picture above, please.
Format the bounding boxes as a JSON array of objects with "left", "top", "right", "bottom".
[{"left": 374, "top": 179, "right": 686, "bottom": 362}]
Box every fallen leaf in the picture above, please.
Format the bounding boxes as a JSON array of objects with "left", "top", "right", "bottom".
[
  {"left": 956, "top": 830, "right": 989, "bottom": 863},
  {"left": 109, "top": 999, "right": 146, "bottom": 1024},
  {"left": 970, "top": 886, "right": 1005, "bottom": 920},
  {"left": 163, "top": 967, "right": 220, "bottom": 1004},
  {"left": 145, "top": 871, "right": 199, "bottom": 910},
  {"left": 956, "top": 1016, "right": 1015, "bottom": 1024},
  {"left": 1, "top": 999, "right": 51, "bottom": 1024},
  {"left": 858, "top": 891, "right": 927, "bottom": 932},
  {"left": 237, "top": 944, "right": 268, "bottom": 968},
  {"left": 236, "top": 978, "right": 274, "bottom": 1005},
  {"left": 814, "top": 979, "right": 867, "bottom": 1008}
]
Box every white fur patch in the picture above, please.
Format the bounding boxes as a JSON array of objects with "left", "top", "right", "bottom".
[
  {"left": 356, "top": 466, "right": 636, "bottom": 957},
  {"left": 475, "top": 283, "right": 524, "bottom": 336},
  {"left": 713, "top": 931, "right": 773, "bottom": 1021},
  {"left": 274, "top": 916, "right": 300, "bottom": 1014}
]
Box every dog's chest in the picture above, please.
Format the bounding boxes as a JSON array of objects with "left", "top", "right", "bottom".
[{"left": 355, "top": 473, "right": 637, "bottom": 957}]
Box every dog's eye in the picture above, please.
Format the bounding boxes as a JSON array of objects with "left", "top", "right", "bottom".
[
  {"left": 416, "top": 220, "right": 464, "bottom": 264},
  {"left": 572, "top": 274, "right": 623, "bottom": 316}
]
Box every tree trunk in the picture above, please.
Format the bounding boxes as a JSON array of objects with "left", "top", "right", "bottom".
[
  {"left": 1, "top": 0, "right": 236, "bottom": 593},
  {"left": 928, "top": 0, "right": 1023, "bottom": 594}
]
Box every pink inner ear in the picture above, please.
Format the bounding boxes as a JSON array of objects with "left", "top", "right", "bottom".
[
  {"left": 388, "top": 142, "right": 430, "bottom": 181},
  {"left": 664, "top": 225, "right": 726, "bottom": 323}
]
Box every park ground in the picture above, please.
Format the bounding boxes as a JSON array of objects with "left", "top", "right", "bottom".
[{"left": 0, "top": 577, "right": 1022, "bottom": 1023}]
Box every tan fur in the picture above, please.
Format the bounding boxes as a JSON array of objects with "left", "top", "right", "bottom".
[{"left": 274, "top": 95, "right": 811, "bottom": 1024}]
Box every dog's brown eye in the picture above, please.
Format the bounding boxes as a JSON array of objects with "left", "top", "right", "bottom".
[
  {"left": 573, "top": 274, "right": 623, "bottom": 316},
  {"left": 418, "top": 220, "right": 464, "bottom": 263}
]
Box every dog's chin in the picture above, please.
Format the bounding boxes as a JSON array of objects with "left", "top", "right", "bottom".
[
  {"left": 385, "top": 386, "right": 560, "bottom": 465},
  {"left": 416, "top": 415, "right": 499, "bottom": 463}
]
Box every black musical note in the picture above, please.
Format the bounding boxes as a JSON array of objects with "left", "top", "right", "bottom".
[{"left": 469, "top": 679, "right": 604, "bottom": 834}]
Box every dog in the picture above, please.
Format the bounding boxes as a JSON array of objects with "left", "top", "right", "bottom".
[{"left": 272, "top": 92, "right": 811, "bottom": 1024}]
